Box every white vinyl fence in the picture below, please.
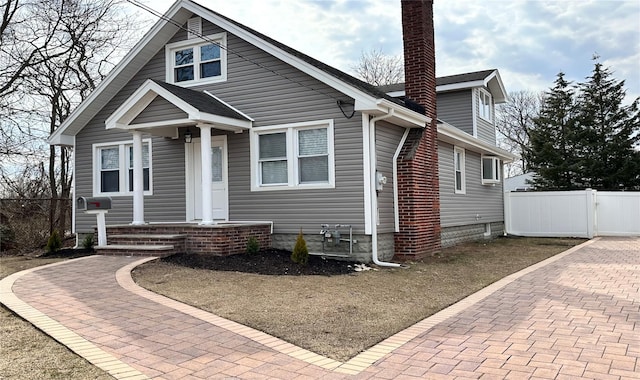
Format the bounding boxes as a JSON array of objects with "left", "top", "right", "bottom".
[{"left": 504, "top": 190, "right": 640, "bottom": 238}]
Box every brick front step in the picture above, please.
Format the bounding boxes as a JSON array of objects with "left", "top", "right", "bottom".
[
  {"left": 105, "top": 234, "right": 187, "bottom": 256},
  {"left": 95, "top": 244, "right": 175, "bottom": 257},
  {"left": 109, "top": 234, "right": 186, "bottom": 240},
  {"left": 103, "top": 224, "right": 272, "bottom": 256}
]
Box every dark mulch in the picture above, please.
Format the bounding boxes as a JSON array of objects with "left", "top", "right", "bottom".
[
  {"left": 162, "top": 249, "right": 356, "bottom": 276},
  {"left": 39, "top": 248, "right": 95, "bottom": 259}
]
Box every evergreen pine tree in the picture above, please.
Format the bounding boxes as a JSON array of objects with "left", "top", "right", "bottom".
[
  {"left": 575, "top": 59, "right": 640, "bottom": 190},
  {"left": 291, "top": 228, "right": 309, "bottom": 266},
  {"left": 526, "top": 73, "right": 580, "bottom": 190}
]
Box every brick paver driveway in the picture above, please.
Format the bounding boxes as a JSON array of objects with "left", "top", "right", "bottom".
[{"left": 1, "top": 237, "right": 638, "bottom": 379}]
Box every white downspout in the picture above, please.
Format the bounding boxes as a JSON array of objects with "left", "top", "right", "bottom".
[
  {"left": 393, "top": 128, "right": 410, "bottom": 233},
  {"left": 72, "top": 136, "right": 79, "bottom": 248},
  {"left": 369, "top": 110, "right": 400, "bottom": 267}
]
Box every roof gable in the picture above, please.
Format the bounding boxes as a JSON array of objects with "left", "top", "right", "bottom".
[
  {"left": 49, "top": 0, "right": 427, "bottom": 145},
  {"left": 379, "top": 69, "right": 508, "bottom": 104},
  {"left": 105, "top": 79, "right": 252, "bottom": 134}
]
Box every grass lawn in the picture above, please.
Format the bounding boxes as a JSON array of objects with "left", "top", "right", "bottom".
[
  {"left": 133, "top": 236, "right": 584, "bottom": 362},
  {"left": 0, "top": 256, "right": 113, "bottom": 380}
]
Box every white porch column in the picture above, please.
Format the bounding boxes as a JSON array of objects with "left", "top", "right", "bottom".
[
  {"left": 199, "top": 124, "right": 214, "bottom": 225},
  {"left": 131, "top": 130, "right": 145, "bottom": 225}
]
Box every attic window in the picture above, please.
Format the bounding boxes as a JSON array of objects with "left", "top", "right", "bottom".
[
  {"left": 479, "top": 89, "right": 492, "bottom": 121},
  {"left": 165, "top": 32, "right": 227, "bottom": 86}
]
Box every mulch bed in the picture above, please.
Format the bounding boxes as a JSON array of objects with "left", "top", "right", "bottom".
[
  {"left": 5, "top": 243, "right": 356, "bottom": 276},
  {"left": 39, "top": 248, "right": 95, "bottom": 259},
  {"left": 161, "top": 249, "right": 356, "bottom": 276}
]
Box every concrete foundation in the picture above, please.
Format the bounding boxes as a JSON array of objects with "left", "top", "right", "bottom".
[{"left": 441, "top": 222, "right": 504, "bottom": 248}]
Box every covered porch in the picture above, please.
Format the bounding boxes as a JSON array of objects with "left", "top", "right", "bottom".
[
  {"left": 105, "top": 79, "right": 253, "bottom": 226},
  {"left": 92, "top": 79, "right": 270, "bottom": 256}
]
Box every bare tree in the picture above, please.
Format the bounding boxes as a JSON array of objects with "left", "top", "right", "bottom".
[
  {"left": 352, "top": 48, "right": 404, "bottom": 86},
  {"left": 495, "top": 90, "right": 544, "bottom": 176},
  {"left": 1, "top": 0, "right": 144, "bottom": 234}
]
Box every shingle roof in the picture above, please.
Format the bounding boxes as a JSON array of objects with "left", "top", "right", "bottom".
[
  {"left": 198, "top": 3, "right": 406, "bottom": 108},
  {"left": 436, "top": 69, "right": 496, "bottom": 86},
  {"left": 377, "top": 69, "right": 498, "bottom": 94},
  {"left": 152, "top": 79, "right": 251, "bottom": 120}
]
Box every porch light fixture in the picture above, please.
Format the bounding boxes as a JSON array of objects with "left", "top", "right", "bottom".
[{"left": 184, "top": 130, "right": 193, "bottom": 143}]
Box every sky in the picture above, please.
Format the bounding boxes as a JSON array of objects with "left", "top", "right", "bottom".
[{"left": 131, "top": 0, "right": 640, "bottom": 102}]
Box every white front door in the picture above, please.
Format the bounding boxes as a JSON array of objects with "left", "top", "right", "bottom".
[{"left": 187, "top": 135, "right": 228, "bottom": 221}]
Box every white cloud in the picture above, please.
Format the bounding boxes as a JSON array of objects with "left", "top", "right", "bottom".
[{"left": 133, "top": 0, "right": 639, "bottom": 102}]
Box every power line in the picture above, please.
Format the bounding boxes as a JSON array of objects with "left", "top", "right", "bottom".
[{"left": 125, "top": 0, "right": 343, "bottom": 104}]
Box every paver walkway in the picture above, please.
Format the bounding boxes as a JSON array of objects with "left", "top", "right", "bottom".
[{"left": 1, "top": 237, "right": 638, "bottom": 379}]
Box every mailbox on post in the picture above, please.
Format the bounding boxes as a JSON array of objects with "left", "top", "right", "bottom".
[
  {"left": 77, "top": 196, "right": 112, "bottom": 246},
  {"left": 77, "top": 197, "right": 112, "bottom": 211}
]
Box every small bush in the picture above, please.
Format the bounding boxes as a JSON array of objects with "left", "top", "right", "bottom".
[
  {"left": 0, "top": 224, "right": 16, "bottom": 251},
  {"left": 46, "top": 230, "right": 62, "bottom": 253},
  {"left": 291, "top": 228, "right": 309, "bottom": 266},
  {"left": 82, "top": 234, "right": 95, "bottom": 250},
  {"left": 246, "top": 236, "right": 260, "bottom": 255}
]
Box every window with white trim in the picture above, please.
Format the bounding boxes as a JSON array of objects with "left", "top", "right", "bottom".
[
  {"left": 479, "top": 89, "right": 492, "bottom": 121},
  {"left": 454, "top": 146, "right": 465, "bottom": 194},
  {"left": 165, "top": 32, "right": 227, "bottom": 85},
  {"left": 258, "top": 132, "right": 288, "bottom": 185},
  {"left": 94, "top": 140, "right": 152, "bottom": 196},
  {"left": 481, "top": 156, "right": 501, "bottom": 185},
  {"left": 252, "top": 120, "right": 334, "bottom": 190}
]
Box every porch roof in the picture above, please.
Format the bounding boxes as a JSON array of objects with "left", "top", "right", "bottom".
[{"left": 105, "top": 79, "right": 253, "bottom": 137}]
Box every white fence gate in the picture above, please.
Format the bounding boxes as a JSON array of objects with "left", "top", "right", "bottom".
[{"left": 504, "top": 190, "right": 640, "bottom": 238}]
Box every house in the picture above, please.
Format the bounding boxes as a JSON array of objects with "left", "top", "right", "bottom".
[
  {"left": 504, "top": 172, "right": 535, "bottom": 192},
  {"left": 380, "top": 69, "right": 516, "bottom": 246},
  {"left": 49, "top": 0, "right": 515, "bottom": 262}
]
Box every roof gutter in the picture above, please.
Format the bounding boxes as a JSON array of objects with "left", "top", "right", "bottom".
[
  {"left": 437, "top": 121, "right": 518, "bottom": 162},
  {"left": 369, "top": 110, "right": 400, "bottom": 268}
]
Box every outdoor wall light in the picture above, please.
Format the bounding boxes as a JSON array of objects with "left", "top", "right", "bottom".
[{"left": 184, "top": 131, "right": 193, "bottom": 143}]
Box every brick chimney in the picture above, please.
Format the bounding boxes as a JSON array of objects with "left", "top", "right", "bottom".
[{"left": 394, "top": 0, "right": 441, "bottom": 259}]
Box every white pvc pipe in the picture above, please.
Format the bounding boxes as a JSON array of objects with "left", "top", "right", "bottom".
[
  {"left": 393, "top": 128, "right": 410, "bottom": 233},
  {"left": 71, "top": 137, "right": 79, "bottom": 248},
  {"left": 369, "top": 110, "right": 400, "bottom": 267}
]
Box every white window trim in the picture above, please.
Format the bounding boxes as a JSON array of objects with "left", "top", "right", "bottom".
[
  {"left": 481, "top": 155, "right": 501, "bottom": 185},
  {"left": 250, "top": 120, "right": 335, "bottom": 191},
  {"left": 92, "top": 139, "right": 153, "bottom": 197},
  {"left": 454, "top": 146, "right": 466, "bottom": 194},
  {"left": 478, "top": 88, "right": 493, "bottom": 122},
  {"left": 165, "top": 32, "right": 227, "bottom": 86}
]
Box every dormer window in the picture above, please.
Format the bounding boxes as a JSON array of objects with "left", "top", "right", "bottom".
[
  {"left": 479, "top": 89, "right": 492, "bottom": 121},
  {"left": 166, "top": 32, "right": 227, "bottom": 86}
]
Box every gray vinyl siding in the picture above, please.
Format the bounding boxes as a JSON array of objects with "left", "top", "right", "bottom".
[
  {"left": 436, "top": 91, "right": 473, "bottom": 135},
  {"left": 74, "top": 17, "right": 367, "bottom": 234},
  {"left": 475, "top": 88, "right": 497, "bottom": 145},
  {"left": 132, "top": 97, "right": 187, "bottom": 124},
  {"left": 438, "top": 141, "right": 504, "bottom": 227},
  {"left": 375, "top": 122, "right": 406, "bottom": 233}
]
